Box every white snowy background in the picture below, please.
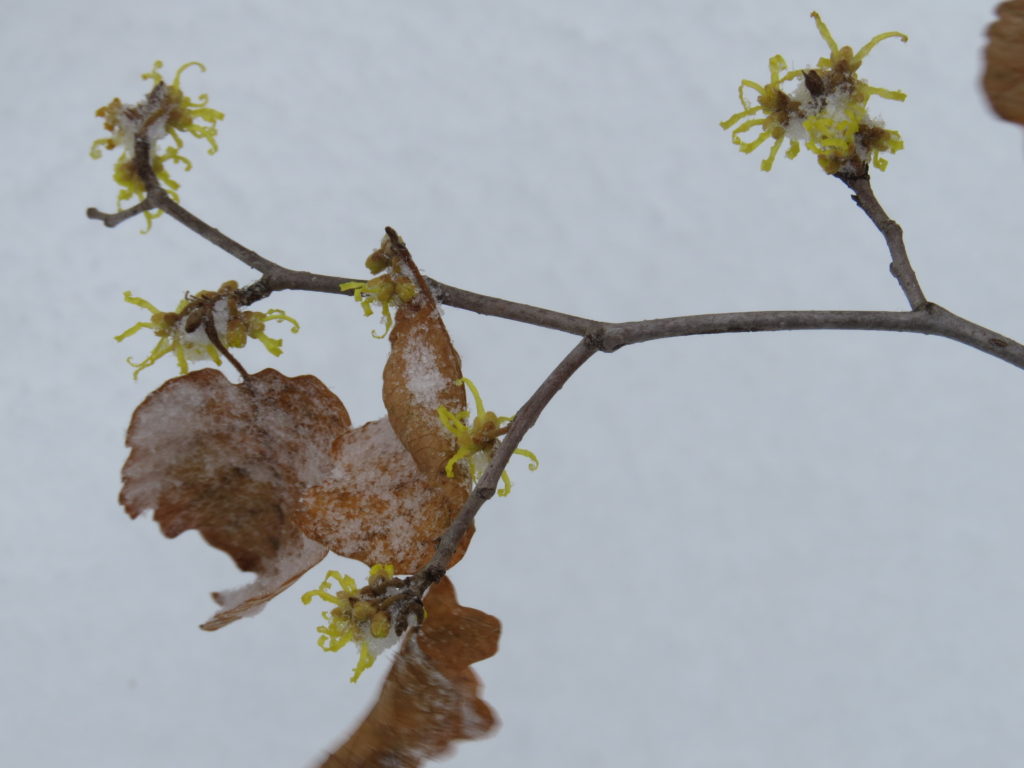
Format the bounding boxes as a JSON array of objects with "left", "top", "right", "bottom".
[{"left": 3, "top": 1, "right": 1024, "bottom": 766}]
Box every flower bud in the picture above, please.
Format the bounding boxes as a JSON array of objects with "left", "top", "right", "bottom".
[{"left": 370, "top": 610, "right": 392, "bottom": 639}]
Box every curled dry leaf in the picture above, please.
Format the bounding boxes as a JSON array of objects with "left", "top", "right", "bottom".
[
  {"left": 985, "top": 0, "right": 1024, "bottom": 125},
  {"left": 294, "top": 417, "right": 471, "bottom": 572},
  {"left": 121, "top": 233, "right": 474, "bottom": 632},
  {"left": 120, "top": 368, "right": 350, "bottom": 629},
  {"left": 296, "top": 231, "right": 473, "bottom": 571},
  {"left": 380, "top": 233, "right": 466, "bottom": 478},
  {"left": 318, "top": 577, "right": 500, "bottom": 768}
]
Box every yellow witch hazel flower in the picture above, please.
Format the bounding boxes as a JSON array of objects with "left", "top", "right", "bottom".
[
  {"left": 437, "top": 377, "right": 539, "bottom": 497},
  {"left": 301, "top": 564, "right": 417, "bottom": 683},
  {"left": 91, "top": 61, "right": 224, "bottom": 230},
  {"left": 340, "top": 236, "right": 419, "bottom": 338},
  {"left": 114, "top": 281, "right": 299, "bottom": 379},
  {"left": 721, "top": 12, "right": 907, "bottom": 175}
]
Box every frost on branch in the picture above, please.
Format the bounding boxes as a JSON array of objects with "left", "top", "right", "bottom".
[
  {"left": 317, "top": 577, "right": 500, "bottom": 768},
  {"left": 984, "top": 0, "right": 1024, "bottom": 126},
  {"left": 120, "top": 368, "right": 349, "bottom": 629}
]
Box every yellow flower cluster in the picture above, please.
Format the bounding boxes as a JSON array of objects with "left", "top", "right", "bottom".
[
  {"left": 340, "top": 237, "right": 419, "bottom": 338},
  {"left": 91, "top": 61, "right": 224, "bottom": 230},
  {"left": 437, "top": 378, "right": 539, "bottom": 497},
  {"left": 301, "top": 565, "right": 414, "bottom": 682},
  {"left": 115, "top": 281, "right": 299, "bottom": 379},
  {"left": 721, "top": 12, "right": 907, "bottom": 174}
]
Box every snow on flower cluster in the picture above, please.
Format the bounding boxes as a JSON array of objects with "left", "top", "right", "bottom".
[
  {"left": 115, "top": 281, "right": 299, "bottom": 378},
  {"left": 91, "top": 61, "right": 224, "bottom": 230},
  {"left": 301, "top": 564, "right": 419, "bottom": 682},
  {"left": 721, "top": 12, "right": 907, "bottom": 174}
]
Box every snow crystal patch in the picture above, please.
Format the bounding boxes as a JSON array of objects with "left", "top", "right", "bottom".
[{"left": 399, "top": 326, "right": 448, "bottom": 408}]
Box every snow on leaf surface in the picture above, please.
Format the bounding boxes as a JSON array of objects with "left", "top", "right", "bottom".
[
  {"left": 317, "top": 577, "right": 500, "bottom": 768},
  {"left": 120, "top": 368, "right": 350, "bottom": 628},
  {"left": 120, "top": 235, "right": 475, "bottom": 628},
  {"left": 382, "top": 244, "right": 466, "bottom": 478},
  {"left": 294, "top": 417, "right": 471, "bottom": 572},
  {"left": 297, "top": 234, "right": 473, "bottom": 572}
]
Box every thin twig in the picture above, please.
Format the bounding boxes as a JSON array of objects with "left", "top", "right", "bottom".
[
  {"left": 86, "top": 148, "right": 1024, "bottom": 374},
  {"left": 160, "top": 196, "right": 284, "bottom": 275},
  {"left": 408, "top": 337, "right": 599, "bottom": 594},
  {"left": 86, "top": 177, "right": 1024, "bottom": 372},
  {"left": 427, "top": 279, "right": 597, "bottom": 336},
  {"left": 203, "top": 314, "right": 250, "bottom": 380},
  {"left": 602, "top": 306, "right": 1024, "bottom": 371},
  {"left": 86, "top": 198, "right": 156, "bottom": 227},
  {"left": 838, "top": 174, "right": 927, "bottom": 310}
]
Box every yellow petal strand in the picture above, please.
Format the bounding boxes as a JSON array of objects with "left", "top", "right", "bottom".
[
  {"left": 172, "top": 61, "right": 206, "bottom": 89},
  {"left": 721, "top": 105, "right": 761, "bottom": 130},
  {"left": 860, "top": 85, "right": 907, "bottom": 102},
  {"left": 114, "top": 321, "right": 154, "bottom": 342},
  {"left": 734, "top": 125, "right": 773, "bottom": 153},
  {"left": 853, "top": 30, "right": 908, "bottom": 64},
  {"left": 810, "top": 11, "right": 839, "bottom": 55},
  {"left": 738, "top": 79, "right": 766, "bottom": 110},
  {"left": 514, "top": 448, "right": 540, "bottom": 471},
  {"left": 759, "top": 135, "right": 786, "bottom": 171},
  {"left": 459, "top": 377, "right": 487, "bottom": 418}
]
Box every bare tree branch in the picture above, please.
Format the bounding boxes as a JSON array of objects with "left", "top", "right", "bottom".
[
  {"left": 85, "top": 156, "right": 1024, "bottom": 373},
  {"left": 427, "top": 280, "right": 597, "bottom": 336},
  {"left": 86, "top": 198, "right": 155, "bottom": 227},
  {"left": 838, "top": 173, "right": 927, "bottom": 310},
  {"left": 88, "top": 106, "right": 1024, "bottom": 677},
  {"left": 602, "top": 305, "right": 1024, "bottom": 370}
]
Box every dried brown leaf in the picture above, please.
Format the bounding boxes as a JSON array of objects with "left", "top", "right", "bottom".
[
  {"left": 294, "top": 232, "right": 472, "bottom": 571},
  {"left": 293, "top": 417, "right": 471, "bottom": 572},
  {"left": 318, "top": 577, "right": 500, "bottom": 768},
  {"left": 382, "top": 243, "right": 466, "bottom": 479},
  {"left": 985, "top": 0, "right": 1024, "bottom": 125},
  {"left": 121, "top": 368, "right": 351, "bottom": 628}
]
